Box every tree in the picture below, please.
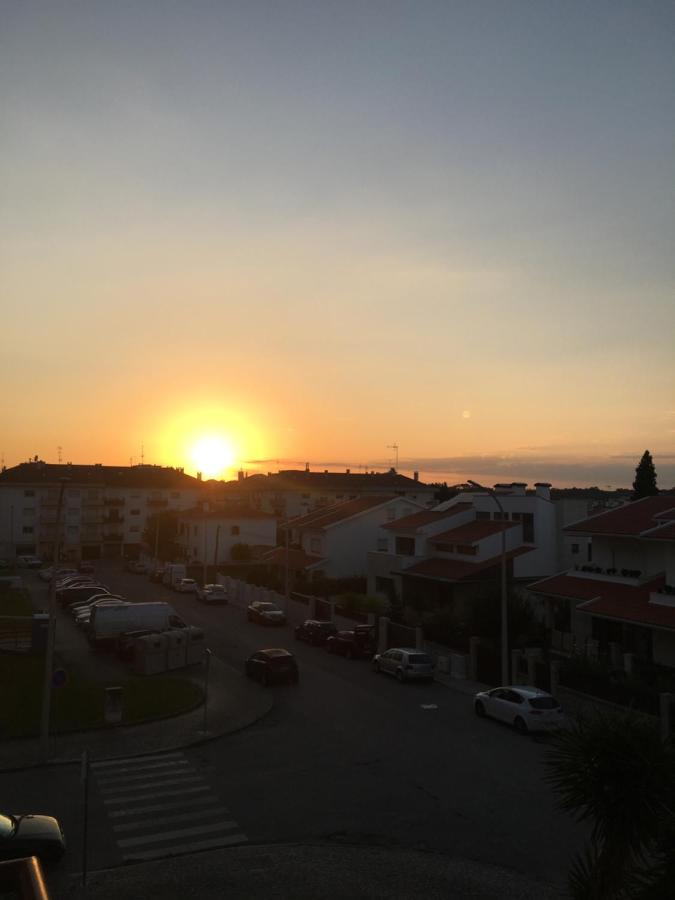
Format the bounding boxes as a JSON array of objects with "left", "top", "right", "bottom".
[
  {"left": 632, "top": 451, "right": 658, "bottom": 500},
  {"left": 545, "top": 710, "right": 675, "bottom": 899},
  {"left": 142, "top": 511, "right": 180, "bottom": 561}
]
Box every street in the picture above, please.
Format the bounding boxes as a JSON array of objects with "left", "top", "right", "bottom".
[{"left": 2, "top": 563, "right": 584, "bottom": 896}]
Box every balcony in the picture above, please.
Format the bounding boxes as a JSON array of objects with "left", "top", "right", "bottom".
[
  {"left": 82, "top": 498, "right": 102, "bottom": 508},
  {"left": 102, "top": 514, "right": 124, "bottom": 524},
  {"left": 104, "top": 497, "right": 125, "bottom": 506},
  {"left": 147, "top": 498, "right": 168, "bottom": 507},
  {"left": 103, "top": 532, "right": 124, "bottom": 542}
]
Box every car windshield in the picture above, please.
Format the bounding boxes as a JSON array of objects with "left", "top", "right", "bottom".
[
  {"left": 408, "top": 654, "right": 432, "bottom": 665},
  {"left": 529, "top": 697, "right": 560, "bottom": 710},
  {"left": 0, "top": 814, "right": 15, "bottom": 839},
  {"left": 258, "top": 603, "right": 278, "bottom": 611}
]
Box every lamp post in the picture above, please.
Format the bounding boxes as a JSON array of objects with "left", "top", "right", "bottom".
[
  {"left": 39, "top": 477, "right": 68, "bottom": 762},
  {"left": 468, "top": 480, "right": 509, "bottom": 685},
  {"left": 201, "top": 647, "right": 212, "bottom": 735}
]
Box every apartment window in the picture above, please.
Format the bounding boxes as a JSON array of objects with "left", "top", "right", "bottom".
[
  {"left": 231, "top": 525, "right": 240, "bottom": 536},
  {"left": 377, "top": 537, "right": 389, "bottom": 552},
  {"left": 301, "top": 494, "right": 310, "bottom": 500},
  {"left": 67, "top": 526, "right": 78, "bottom": 535},
  {"left": 23, "top": 508, "right": 35, "bottom": 517},
  {"left": 130, "top": 509, "right": 140, "bottom": 515},
  {"left": 22, "top": 526, "right": 34, "bottom": 535},
  {"left": 68, "top": 489, "right": 80, "bottom": 498},
  {"left": 493, "top": 512, "right": 509, "bottom": 521},
  {"left": 24, "top": 489, "right": 35, "bottom": 497},
  {"left": 193, "top": 547, "right": 199, "bottom": 557},
  {"left": 67, "top": 508, "right": 79, "bottom": 518},
  {"left": 587, "top": 543, "right": 593, "bottom": 562},
  {"left": 456, "top": 544, "right": 477, "bottom": 556},
  {"left": 131, "top": 493, "right": 140, "bottom": 498},
  {"left": 193, "top": 526, "right": 198, "bottom": 536},
  {"left": 130, "top": 526, "right": 140, "bottom": 533},
  {"left": 395, "top": 536, "right": 415, "bottom": 556},
  {"left": 522, "top": 513, "right": 534, "bottom": 543},
  {"left": 171, "top": 492, "right": 180, "bottom": 498},
  {"left": 476, "top": 511, "right": 490, "bottom": 521},
  {"left": 571, "top": 543, "right": 580, "bottom": 555},
  {"left": 310, "top": 538, "right": 321, "bottom": 553}
]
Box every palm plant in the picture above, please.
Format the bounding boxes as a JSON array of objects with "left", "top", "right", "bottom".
[{"left": 545, "top": 710, "right": 675, "bottom": 899}]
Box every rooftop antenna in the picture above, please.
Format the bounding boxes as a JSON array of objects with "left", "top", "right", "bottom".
[
  {"left": 129, "top": 456, "right": 133, "bottom": 467},
  {"left": 141, "top": 443, "right": 145, "bottom": 465},
  {"left": 57, "top": 445, "right": 62, "bottom": 464},
  {"left": 387, "top": 443, "right": 399, "bottom": 469}
]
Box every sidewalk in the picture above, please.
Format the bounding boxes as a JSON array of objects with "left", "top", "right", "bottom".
[{"left": 0, "top": 654, "right": 273, "bottom": 771}]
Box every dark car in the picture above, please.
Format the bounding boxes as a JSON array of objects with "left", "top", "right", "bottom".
[
  {"left": 325, "top": 624, "right": 376, "bottom": 659},
  {"left": 0, "top": 813, "right": 66, "bottom": 863},
  {"left": 294, "top": 619, "right": 338, "bottom": 646},
  {"left": 245, "top": 649, "right": 299, "bottom": 686}
]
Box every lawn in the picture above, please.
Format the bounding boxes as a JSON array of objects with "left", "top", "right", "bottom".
[
  {"left": 0, "top": 587, "right": 34, "bottom": 617},
  {"left": 0, "top": 653, "right": 204, "bottom": 739}
]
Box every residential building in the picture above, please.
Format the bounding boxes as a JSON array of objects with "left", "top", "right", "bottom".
[
  {"left": 274, "top": 495, "right": 425, "bottom": 581},
  {"left": 0, "top": 462, "right": 201, "bottom": 561},
  {"left": 176, "top": 504, "right": 277, "bottom": 565},
  {"left": 528, "top": 495, "right": 675, "bottom": 668},
  {"left": 368, "top": 482, "right": 594, "bottom": 607},
  {"left": 217, "top": 467, "right": 437, "bottom": 519}
]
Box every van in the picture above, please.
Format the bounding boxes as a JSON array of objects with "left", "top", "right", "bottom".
[{"left": 88, "top": 602, "right": 186, "bottom": 645}]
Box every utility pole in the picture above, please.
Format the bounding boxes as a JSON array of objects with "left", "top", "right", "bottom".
[
  {"left": 39, "top": 477, "right": 68, "bottom": 762},
  {"left": 213, "top": 524, "right": 221, "bottom": 571}
]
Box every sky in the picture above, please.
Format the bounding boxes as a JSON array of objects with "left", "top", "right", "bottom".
[{"left": 1, "top": 1, "right": 674, "bottom": 488}]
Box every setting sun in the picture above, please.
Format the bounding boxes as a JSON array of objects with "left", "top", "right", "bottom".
[{"left": 189, "top": 435, "right": 235, "bottom": 479}]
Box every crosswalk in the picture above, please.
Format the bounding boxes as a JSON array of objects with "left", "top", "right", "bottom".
[{"left": 92, "top": 751, "right": 247, "bottom": 862}]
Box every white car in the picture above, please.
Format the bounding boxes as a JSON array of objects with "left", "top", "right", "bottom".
[
  {"left": 473, "top": 685, "right": 566, "bottom": 734},
  {"left": 197, "top": 584, "right": 228, "bottom": 604},
  {"left": 372, "top": 648, "right": 435, "bottom": 682},
  {"left": 175, "top": 578, "right": 197, "bottom": 593}
]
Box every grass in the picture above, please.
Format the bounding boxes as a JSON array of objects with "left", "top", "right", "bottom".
[
  {"left": 0, "top": 653, "right": 204, "bottom": 739},
  {"left": 0, "top": 587, "right": 34, "bottom": 617}
]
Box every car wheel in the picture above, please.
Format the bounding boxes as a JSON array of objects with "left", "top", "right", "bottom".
[
  {"left": 514, "top": 716, "right": 528, "bottom": 735},
  {"left": 474, "top": 700, "right": 486, "bottom": 717},
  {"left": 396, "top": 669, "right": 405, "bottom": 683}
]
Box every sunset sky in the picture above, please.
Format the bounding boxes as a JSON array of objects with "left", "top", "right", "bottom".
[{"left": 2, "top": 2, "right": 674, "bottom": 488}]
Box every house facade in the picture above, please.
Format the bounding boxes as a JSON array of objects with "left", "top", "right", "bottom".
[
  {"left": 528, "top": 495, "right": 675, "bottom": 668},
  {"left": 176, "top": 505, "right": 277, "bottom": 565},
  {"left": 217, "top": 468, "right": 437, "bottom": 519},
  {"left": 0, "top": 461, "right": 201, "bottom": 561}
]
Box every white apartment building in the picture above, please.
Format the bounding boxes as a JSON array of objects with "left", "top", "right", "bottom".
[{"left": 176, "top": 505, "right": 277, "bottom": 565}]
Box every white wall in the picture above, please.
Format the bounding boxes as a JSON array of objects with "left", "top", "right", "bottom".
[{"left": 184, "top": 516, "right": 277, "bottom": 564}]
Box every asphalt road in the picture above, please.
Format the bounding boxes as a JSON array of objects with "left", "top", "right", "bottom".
[{"left": 3, "top": 563, "right": 584, "bottom": 897}]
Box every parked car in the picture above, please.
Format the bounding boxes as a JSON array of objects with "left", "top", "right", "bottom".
[
  {"left": 75, "top": 598, "right": 128, "bottom": 628},
  {"left": 125, "top": 560, "right": 146, "bottom": 574},
  {"left": 78, "top": 562, "right": 95, "bottom": 574},
  {"left": 175, "top": 577, "right": 197, "bottom": 594},
  {"left": 196, "top": 583, "right": 228, "bottom": 604},
  {"left": 149, "top": 569, "right": 165, "bottom": 583},
  {"left": 0, "top": 812, "right": 66, "bottom": 863},
  {"left": 16, "top": 555, "right": 43, "bottom": 569},
  {"left": 69, "top": 593, "right": 123, "bottom": 617},
  {"left": 58, "top": 584, "right": 109, "bottom": 607},
  {"left": 39, "top": 566, "right": 76, "bottom": 582},
  {"left": 473, "top": 686, "right": 566, "bottom": 734},
  {"left": 247, "top": 601, "right": 287, "bottom": 626},
  {"left": 325, "top": 624, "right": 376, "bottom": 658},
  {"left": 295, "top": 619, "right": 337, "bottom": 646},
  {"left": 372, "top": 647, "right": 435, "bottom": 683},
  {"left": 245, "top": 649, "right": 298, "bottom": 685}
]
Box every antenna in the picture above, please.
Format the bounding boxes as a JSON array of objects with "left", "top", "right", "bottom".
[
  {"left": 387, "top": 443, "right": 399, "bottom": 469},
  {"left": 57, "top": 445, "right": 62, "bottom": 464},
  {"left": 141, "top": 443, "right": 145, "bottom": 465}
]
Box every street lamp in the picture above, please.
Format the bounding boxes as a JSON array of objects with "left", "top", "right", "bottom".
[
  {"left": 39, "top": 477, "right": 68, "bottom": 762},
  {"left": 200, "top": 647, "right": 213, "bottom": 735},
  {"left": 468, "top": 480, "right": 509, "bottom": 685}
]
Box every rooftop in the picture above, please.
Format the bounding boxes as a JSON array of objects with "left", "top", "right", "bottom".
[
  {"left": 286, "top": 496, "right": 397, "bottom": 530},
  {"left": 399, "top": 547, "right": 532, "bottom": 583},
  {"left": 383, "top": 503, "right": 473, "bottom": 534},
  {"left": 564, "top": 495, "right": 675, "bottom": 537},
  {"left": 221, "top": 468, "right": 434, "bottom": 493},
  {"left": 0, "top": 462, "right": 199, "bottom": 489},
  {"left": 429, "top": 519, "right": 518, "bottom": 545},
  {"left": 260, "top": 547, "right": 325, "bottom": 570}
]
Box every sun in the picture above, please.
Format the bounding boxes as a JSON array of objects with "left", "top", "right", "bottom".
[{"left": 189, "top": 435, "right": 235, "bottom": 479}]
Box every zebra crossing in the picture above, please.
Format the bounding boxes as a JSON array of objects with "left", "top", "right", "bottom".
[{"left": 92, "top": 750, "right": 247, "bottom": 862}]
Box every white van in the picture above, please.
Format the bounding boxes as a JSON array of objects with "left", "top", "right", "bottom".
[{"left": 88, "top": 602, "right": 186, "bottom": 644}]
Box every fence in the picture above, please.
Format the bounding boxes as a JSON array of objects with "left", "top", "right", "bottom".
[{"left": 0, "top": 616, "right": 35, "bottom": 653}]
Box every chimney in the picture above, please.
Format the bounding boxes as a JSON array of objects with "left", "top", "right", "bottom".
[
  {"left": 510, "top": 482, "right": 527, "bottom": 496},
  {"left": 305, "top": 462, "right": 310, "bottom": 472},
  {"left": 413, "top": 471, "right": 419, "bottom": 481},
  {"left": 534, "top": 482, "right": 551, "bottom": 501},
  {"left": 197, "top": 471, "right": 202, "bottom": 481},
  {"left": 238, "top": 470, "right": 245, "bottom": 482},
  {"left": 346, "top": 468, "right": 350, "bottom": 474}
]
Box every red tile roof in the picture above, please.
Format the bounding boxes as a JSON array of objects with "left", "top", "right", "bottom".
[
  {"left": 287, "top": 496, "right": 396, "bottom": 530},
  {"left": 260, "top": 547, "right": 324, "bottom": 570},
  {"left": 564, "top": 496, "right": 675, "bottom": 537},
  {"left": 643, "top": 521, "right": 675, "bottom": 541},
  {"left": 400, "top": 547, "right": 532, "bottom": 582},
  {"left": 383, "top": 503, "right": 473, "bottom": 533},
  {"left": 429, "top": 520, "right": 518, "bottom": 545},
  {"left": 528, "top": 573, "right": 673, "bottom": 630}
]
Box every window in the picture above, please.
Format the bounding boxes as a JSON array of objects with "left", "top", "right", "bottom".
[
  {"left": 130, "top": 509, "right": 140, "bottom": 515},
  {"left": 587, "top": 543, "right": 593, "bottom": 562},
  {"left": 23, "top": 508, "right": 35, "bottom": 517},
  {"left": 301, "top": 494, "right": 310, "bottom": 500},
  {"left": 193, "top": 547, "right": 199, "bottom": 557},
  {"left": 377, "top": 537, "right": 389, "bottom": 552},
  {"left": 231, "top": 525, "right": 240, "bottom": 536},
  {"left": 476, "top": 511, "right": 490, "bottom": 521},
  {"left": 522, "top": 513, "right": 534, "bottom": 542},
  {"left": 456, "top": 544, "right": 477, "bottom": 556},
  {"left": 22, "top": 526, "right": 34, "bottom": 534},
  {"left": 493, "top": 512, "right": 509, "bottom": 521},
  {"left": 68, "top": 489, "right": 80, "bottom": 497},
  {"left": 171, "top": 492, "right": 180, "bottom": 499},
  {"left": 130, "top": 526, "right": 140, "bottom": 533},
  {"left": 193, "top": 526, "right": 198, "bottom": 536},
  {"left": 67, "top": 526, "right": 78, "bottom": 535},
  {"left": 571, "top": 543, "right": 580, "bottom": 555},
  {"left": 24, "top": 489, "right": 35, "bottom": 498},
  {"left": 395, "top": 536, "right": 415, "bottom": 556}
]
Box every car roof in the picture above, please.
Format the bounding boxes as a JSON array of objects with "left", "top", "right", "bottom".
[
  {"left": 504, "top": 685, "right": 552, "bottom": 698},
  {"left": 385, "top": 647, "right": 426, "bottom": 654},
  {"left": 259, "top": 648, "right": 293, "bottom": 658}
]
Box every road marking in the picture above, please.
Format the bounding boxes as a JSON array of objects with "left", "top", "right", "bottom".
[
  {"left": 117, "top": 820, "right": 239, "bottom": 848},
  {"left": 113, "top": 807, "right": 230, "bottom": 833},
  {"left": 104, "top": 785, "right": 211, "bottom": 805},
  {"left": 420, "top": 704, "right": 438, "bottom": 709},
  {"left": 92, "top": 751, "right": 183, "bottom": 770},
  {"left": 99, "top": 774, "right": 202, "bottom": 795},
  {"left": 96, "top": 759, "right": 192, "bottom": 780},
  {"left": 122, "top": 832, "right": 247, "bottom": 862},
  {"left": 97, "top": 764, "right": 194, "bottom": 787},
  {"left": 108, "top": 796, "right": 221, "bottom": 818}
]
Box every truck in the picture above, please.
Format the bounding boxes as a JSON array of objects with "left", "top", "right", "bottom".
[
  {"left": 88, "top": 602, "right": 186, "bottom": 645},
  {"left": 162, "top": 563, "right": 187, "bottom": 590}
]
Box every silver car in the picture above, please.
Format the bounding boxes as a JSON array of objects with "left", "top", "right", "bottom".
[
  {"left": 372, "top": 648, "right": 435, "bottom": 683},
  {"left": 473, "top": 685, "right": 566, "bottom": 734}
]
